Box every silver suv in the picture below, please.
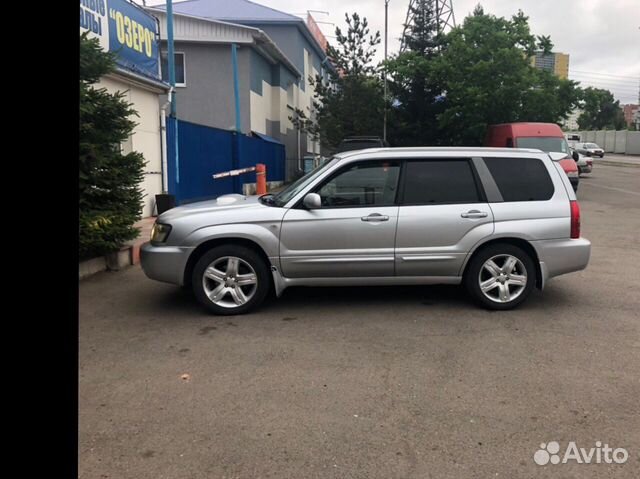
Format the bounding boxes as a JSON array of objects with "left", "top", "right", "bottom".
[{"left": 141, "top": 148, "right": 591, "bottom": 314}]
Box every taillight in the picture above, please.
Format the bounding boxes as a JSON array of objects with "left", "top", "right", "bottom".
[{"left": 570, "top": 200, "right": 580, "bottom": 239}]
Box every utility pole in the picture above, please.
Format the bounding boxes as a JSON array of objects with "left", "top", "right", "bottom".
[
  {"left": 383, "top": 0, "right": 389, "bottom": 143},
  {"left": 166, "top": 0, "right": 176, "bottom": 117},
  {"left": 166, "top": 0, "right": 179, "bottom": 186}
]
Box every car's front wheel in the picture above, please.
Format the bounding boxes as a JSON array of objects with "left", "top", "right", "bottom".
[
  {"left": 464, "top": 244, "right": 536, "bottom": 310},
  {"left": 192, "top": 245, "right": 270, "bottom": 315}
]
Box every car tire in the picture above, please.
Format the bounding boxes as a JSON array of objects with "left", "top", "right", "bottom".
[
  {"left": 192, "top": 245, "right": 271, "bottom": 315},
  {"left": 464, "top": 243, "right": 536, "bottom": 310}
]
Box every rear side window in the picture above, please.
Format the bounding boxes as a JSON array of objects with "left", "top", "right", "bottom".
[
  {"left": 484, "top": 157, "right": 554, "bottom": 201},
  {"left": 402, "top": 160, "right": 481, "bottom": 205}
]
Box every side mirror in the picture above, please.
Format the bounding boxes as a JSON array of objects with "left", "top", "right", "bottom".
[
  {"left": 572, "top": 151, "right": 579, "bottom": 161},
  {"left": 303, "top": 192, "right": 321, "bottom": 209}
]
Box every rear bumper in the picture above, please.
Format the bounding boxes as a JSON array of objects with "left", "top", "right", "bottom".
[
  {"left": 534, "top": 238, "right": 591, "bottom": 288},
  {"left": 140, "top": 242, "right": 194, "bottom": 285}
]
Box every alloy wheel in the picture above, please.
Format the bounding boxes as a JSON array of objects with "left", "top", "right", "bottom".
[
  {"left": 202, "top": 256, "right": 258, "bottom": 308},
  {"left": 478, "top": 254, "right": 528, "bottom": 304}
]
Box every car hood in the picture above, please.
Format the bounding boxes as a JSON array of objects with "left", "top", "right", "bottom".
[{"left": 158, "top": 194, "right": 263, "bottom": 223}]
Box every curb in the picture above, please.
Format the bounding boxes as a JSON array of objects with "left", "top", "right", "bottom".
[
  {"left": 597, "top": 160, "right": 640, "bottom": 168},
  {"left": 79, "top": 245, "right": 136, "bottom": 280}
]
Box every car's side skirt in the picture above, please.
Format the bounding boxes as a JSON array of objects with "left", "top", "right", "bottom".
[{"left": 270, "top": 265, "right": 461, "bottom": 297}]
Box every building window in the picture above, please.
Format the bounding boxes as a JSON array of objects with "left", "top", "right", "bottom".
[
  {"left": 286, "top": 82, "right": 294, "bottom": 108},
  {"left": 161, "top": 52, "right": 186, "bottom": 87}
]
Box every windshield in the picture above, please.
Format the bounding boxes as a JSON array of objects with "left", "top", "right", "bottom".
[
  {"left": 516, "top": 137, "right": 568, "bottom": 154},
  {"left": 269, "top": 158, "right": 336, "bottom": 207}
]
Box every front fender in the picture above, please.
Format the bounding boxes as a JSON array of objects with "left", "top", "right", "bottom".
[{"left": 183, "top": 222, "right": 281, "bottom": 260}]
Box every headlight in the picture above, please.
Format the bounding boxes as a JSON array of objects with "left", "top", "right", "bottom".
[{"left": 151, "top": 223, "right": 172, "bottom": 243}]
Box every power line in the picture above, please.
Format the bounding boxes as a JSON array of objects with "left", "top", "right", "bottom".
[
  {"left": 572, "top": 80, "right": 638, "bottom": 89},
  {"left": 575, "top": 87, "right": 639, "bottom": 94},
  {"left": 570, "top": 76, "right": 639, "bottom": 86},
  {"left": 578, "top": 77, "right": 639, "bottom": 85},
  {"left": 572, "top": 82, "right": 639, "bottom": 91},
  {"left": 569, "top": 75, "right": 638, "bottom": 85},
  {"left": 569, "top": 69, "right": 639, "bottom": 80}
]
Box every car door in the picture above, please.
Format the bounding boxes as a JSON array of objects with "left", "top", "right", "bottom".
[
  {"left": 395, "top": 158, "right": 494, "bottom": 277},
  {"left": 280, "top": 159, "right": 401, "bottom": 278}
]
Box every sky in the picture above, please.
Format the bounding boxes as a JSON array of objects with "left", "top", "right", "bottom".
[{"left": 146, "top": 0, "right": 640, "bottom": 104}]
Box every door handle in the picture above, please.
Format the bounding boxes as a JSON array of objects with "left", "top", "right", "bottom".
[
  {"left": 361, "top": 213, "right": 389, "bottom": 222},
  {"left": 461, "top": 210, "right": 488, "bottom": 218}
]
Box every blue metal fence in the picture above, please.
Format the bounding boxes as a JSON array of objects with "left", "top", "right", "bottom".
[{"left": 166, "top": 118, "right": 286, "bottom": 204}]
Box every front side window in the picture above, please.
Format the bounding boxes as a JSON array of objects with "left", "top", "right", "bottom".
[
  {"left": 316, "top": 161, "right": 400, "bottom": 207},
  {"left": 402, "top": 160, "right": 481, "bottom": 205},
  {"left": 484, "top": 157, "right": 554, "bottom": 201},
  {"left": 161, "top": 52, "right": 186, "bottom": 86},
  {"left": 272, "top": 158, "right": 336, "bottom": 207}
]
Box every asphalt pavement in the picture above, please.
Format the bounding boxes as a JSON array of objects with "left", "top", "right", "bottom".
[
  {"left": 79, "top": 162, "right": 640, "bottom": 479},
  {"left": 593, "top": 153, "right": 640, "bottom": 168}
]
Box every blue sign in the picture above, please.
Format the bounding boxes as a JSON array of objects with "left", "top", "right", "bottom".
[{"left": 80, "top": 0, "right": 160, "bottom": 81}]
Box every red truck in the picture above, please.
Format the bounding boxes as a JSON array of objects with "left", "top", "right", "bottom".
[{"left": 484, "top": 123, "right": 580, "bottom": 191}]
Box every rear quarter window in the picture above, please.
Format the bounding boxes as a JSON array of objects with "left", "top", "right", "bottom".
[{"left": 483, "top": 157, "right": 554, "bottom": 201}]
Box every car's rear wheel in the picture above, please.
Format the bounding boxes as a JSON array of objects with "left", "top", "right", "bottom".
[
  {"left": 192, "top": 245, "right": 270, "bottom": 315},
  {"left": 464, "top": 244, "right": 536, "bottom": 310}
]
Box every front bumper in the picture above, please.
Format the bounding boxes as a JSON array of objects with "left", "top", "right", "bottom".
[
  {"left": 535, "top": 237, "right": 591, "bottom": 288},
  {"left": 140, "top": 242, "right": 194, "bottom": 285}
]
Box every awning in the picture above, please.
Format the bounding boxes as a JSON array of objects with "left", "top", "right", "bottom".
[{"left": 251, "top": 131, "right": 284, "bottom": 145}]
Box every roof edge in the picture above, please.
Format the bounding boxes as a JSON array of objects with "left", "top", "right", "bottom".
[
  {"left": 235, "top": 18, "right": 335, "bottom": 71},
  {"left": 147, "top": 8, "right": 301, "bottom": 79},
  {"left": 108, "top": 67, "right": 170, "bottom": 92}
]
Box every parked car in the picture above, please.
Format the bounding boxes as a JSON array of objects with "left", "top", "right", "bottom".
[
  {"left": 141, "top": 147, "right": 591, "bottom": 314},
  {"left": 570, "top": 148, "right": 593, "bottom": 175},
  {"left": 484, "top": 123, "right": 580, "bottom": 191},
  {"left": 335, "top": 136, "right": 389, "bottom": 153},
  {"left": 575, "top": 142, "right": 604, "bottom": 158}
]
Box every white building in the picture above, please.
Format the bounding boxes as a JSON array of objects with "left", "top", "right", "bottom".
[
  {"left": 80, "top": 0, "right": 169, "bottom": 218},
  {"left": 563, "top": 109, "right": 582, "bottom": 132}
]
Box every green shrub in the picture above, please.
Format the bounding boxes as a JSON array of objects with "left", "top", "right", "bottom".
[{"left": 79, "top": 32, "right": 146, "bottom": 261}]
